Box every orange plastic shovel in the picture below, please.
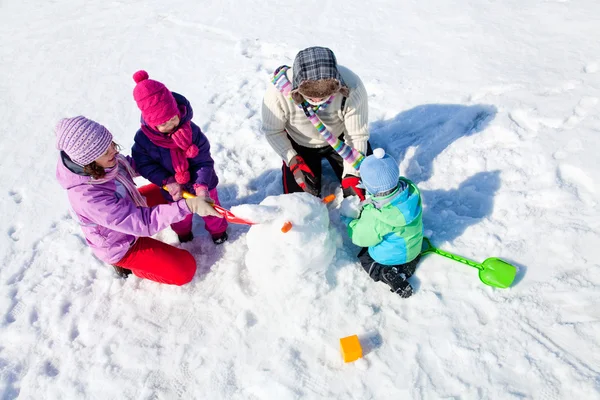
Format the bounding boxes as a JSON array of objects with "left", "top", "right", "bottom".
[
  {"left": 167, "top": 186, "right": 337, "bottom": 231},
  {"left": 211, "top": 204, "right": 256, "bottom": 225},
  {"left": 163, "top": 186, "right": 256, "bottom": 225}
]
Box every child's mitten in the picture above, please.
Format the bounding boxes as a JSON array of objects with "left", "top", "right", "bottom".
[
  {"left": 165, "top": 180, "right": 183, "bottom": 201},
  {"left": 193, "top": 184, "right": 213, "bottom": 203}
]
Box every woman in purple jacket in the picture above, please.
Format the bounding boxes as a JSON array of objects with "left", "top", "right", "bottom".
[
  {"left": 131, "top": 70, "right": 228, "bottom": 244},
  {"left": 56, "top": 116, "right": 222, "bottom": 285}
]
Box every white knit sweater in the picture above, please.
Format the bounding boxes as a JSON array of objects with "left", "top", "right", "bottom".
[{"left": 261, "top": 65, "right": 369, "bottom": 177}]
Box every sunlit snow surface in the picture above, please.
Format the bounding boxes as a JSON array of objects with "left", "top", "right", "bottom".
[{"left": 1, "top": 0, "right": 599, "bottom": 398}]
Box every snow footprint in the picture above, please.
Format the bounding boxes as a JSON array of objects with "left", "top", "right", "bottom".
[
  {"left": 236, "top": 266, "right": 258, "bottom": 298},
  {"left": 236, "top": 38, "right": 261, "bottom": 59},
  {"left": 509, "top": 109, "right": 563, "bottom": 137},
  {"left": 564, "top": 96, "right": 598, "bottom": 129},
  {"left": 236, "top": 309, "right": 257, "bottom": 329},
  {"left": 8, "top": 226, "right": 20, "bottom": 242},
  {"left": 70, "top": 324, "right": 80, "bottom": 341},
  {"left": 556, "top": 164, "right": 596, "bottom": 204},
  {"left": 9, "top": 190, "right": 22, "bottom": 204},
  {"left": 43, "top": 360, "right": 60, "bottom": 377},
  {"left": 6, "top": 299, "right": 25, "bottom": 324}
]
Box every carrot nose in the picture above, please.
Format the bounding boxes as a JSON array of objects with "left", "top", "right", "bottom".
[
  {"left": 322, "top": 194, "right": 336, "bottom": 204},
  {"left": 281, "top": 221, "right": 293, "bottom": 233}
]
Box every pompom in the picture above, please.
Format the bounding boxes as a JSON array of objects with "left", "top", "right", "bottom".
[
  {"left": 373, "top": 148, "right": 386, "bottom": 159},
  {"left": 185, "top": 145, "right": 199, "bottom": 159},
  {"left": 175, "top": 170, "right": 190, "bottom": 184},
  {"left": 133, "top": 70, "right": 149, "bottom": 83}
]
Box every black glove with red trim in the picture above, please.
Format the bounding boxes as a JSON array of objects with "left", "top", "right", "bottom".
[
  {"left": 289, "top": 156, "right": 318, "bottom": 196},
  {"left": 342, "top": 175, "right": 366, "bottom": 201}
]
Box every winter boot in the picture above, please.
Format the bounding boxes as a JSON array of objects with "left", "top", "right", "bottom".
[
  {"left": 380, "top": 266, "right": 414, "bottom": 298},
  {"left": 178, "top": 232, "right": 194, "bottom": 243},
  {"left": 212, "top": 231, "right": 228, "bottom": 245},
  {"left": 357, "top": 248, "right": 414, "bottom": 298},
  {"left": 398, "top": 255, "right": 421, "bottom": 279},
  {"left": 113, "top": 265, "right": 132, "bottom": 279}
]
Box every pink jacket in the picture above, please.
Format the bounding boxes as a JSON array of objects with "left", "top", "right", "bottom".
[{"left": 56, "top": 152, "right": 191, "bottom": 264}]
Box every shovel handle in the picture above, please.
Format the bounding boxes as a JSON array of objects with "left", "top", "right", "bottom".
[
  {"left": 421, "top": 237, "right": 483, "bottom": 270},
  {"left": 161, "top": 186, "right": 196, "bottom": 200}
]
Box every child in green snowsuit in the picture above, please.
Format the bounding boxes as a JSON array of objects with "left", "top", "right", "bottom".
[{"left": 342, "top": 148, "right": 423, "bottom": 298}]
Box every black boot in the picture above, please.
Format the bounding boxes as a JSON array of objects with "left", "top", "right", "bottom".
[
  {"left": 381, "top": 267, "right": 413, "bottom": 298},
  {"left": 399, "top": 255, "right": 421, "bottom": 279},
  {"left": 178, "top": 232, "right": 194, "bottom": 243},
  {"left": 357, "top": 248, "right": 415, "bottom": 298},
  {"left": 113, "top": 265, "right": 132, "bottom": 279},
  {"left": 212, "top": 231, "right": 228, "bottom": 245}
]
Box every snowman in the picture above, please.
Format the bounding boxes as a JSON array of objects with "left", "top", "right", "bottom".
[{"left": 231, "top": 192, "right": 342, "bottom": 301}]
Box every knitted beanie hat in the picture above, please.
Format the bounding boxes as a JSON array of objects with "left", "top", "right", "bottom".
[
  {"left": 55, "top": 116, "right": 113, "bottom": 166},
  {"left": 132, "top": 70, "right": 179, "bottom": 127},
  {"left": 359, "top": 148, "right": 400, "bottom": 195}
]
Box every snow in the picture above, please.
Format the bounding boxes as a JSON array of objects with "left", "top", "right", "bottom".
[
  {"left": 339, "top": 196, "right": 362, "bottom": 220},
  {"left": 1, "top": 0, "right": 600, "bottom": 399}
]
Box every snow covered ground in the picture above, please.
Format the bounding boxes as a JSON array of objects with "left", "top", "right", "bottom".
[{"left": 1, "top": 0, "right": 599, "bottom": 398}]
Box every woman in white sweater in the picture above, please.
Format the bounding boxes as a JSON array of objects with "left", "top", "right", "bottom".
[{"left": 261, "top": 46, "right": 372, "bottom": 199}]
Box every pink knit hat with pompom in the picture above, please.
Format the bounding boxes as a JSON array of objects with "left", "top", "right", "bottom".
[{"left": 132, "top": 70, "right": 179, "bottom": 127}]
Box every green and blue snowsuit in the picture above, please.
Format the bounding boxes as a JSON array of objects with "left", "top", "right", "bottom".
[{"left": 347, "top": 178, "right": 423, "bottom": 265}]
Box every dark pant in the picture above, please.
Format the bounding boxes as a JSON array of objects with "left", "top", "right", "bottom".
[
  {"left": 282, "top": 135, "right": 373, "bottom": 197},
  {"left": 357, "top": 247, "right": 420, "bottom": 281}
]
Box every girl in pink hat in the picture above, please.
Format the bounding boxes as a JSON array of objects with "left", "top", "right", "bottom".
[
  {"left": 55, "top": 116, "right": 222, "bottom": 285},
  {"left": 131, "top": 70, "right": 228, "bottom": 244}
]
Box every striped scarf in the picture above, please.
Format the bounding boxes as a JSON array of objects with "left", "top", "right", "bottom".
[
  {"left": 89, "top": 154, "right": 148, "bottom": 207},
  {"left": 271, "top": 66, "right": 365, "bottom": 169}
]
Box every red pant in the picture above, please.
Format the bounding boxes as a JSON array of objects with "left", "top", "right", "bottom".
[
  {"left": 115, "top": 237, "right": 196, "bottom": 286},
  {"left": 114, "top": 184, "right": 198, "bottom": 286}
]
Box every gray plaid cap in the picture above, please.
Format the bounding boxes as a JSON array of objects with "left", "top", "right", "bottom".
[{"left": 292, "top": 47, "right": 346, "bottom": 90}]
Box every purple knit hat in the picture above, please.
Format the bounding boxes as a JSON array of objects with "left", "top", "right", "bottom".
[{"left": 55, "top": 116, "right": 113, "bottom": 166}]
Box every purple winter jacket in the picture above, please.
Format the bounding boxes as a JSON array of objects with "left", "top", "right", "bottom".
[
  {"left": 132, "top": 93, "right": 218, "bottom": 201},
  {"left": 56, "top": 152, "right": 192, "bottom": 264}
]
